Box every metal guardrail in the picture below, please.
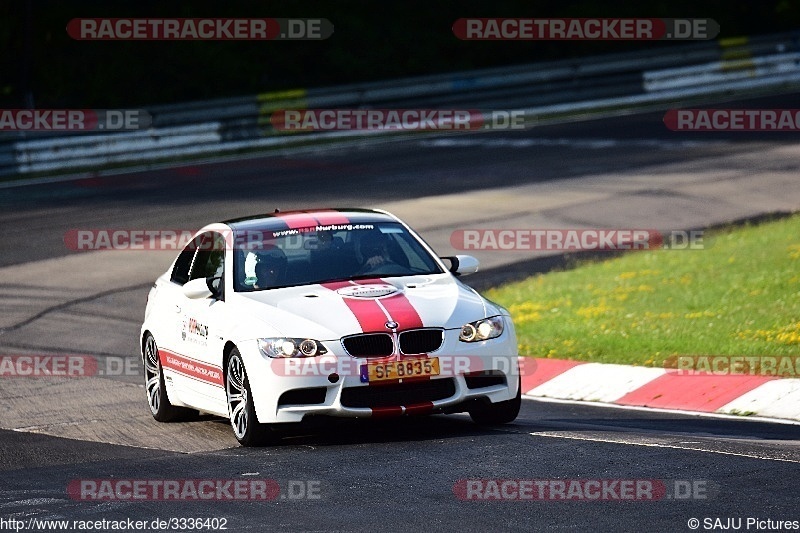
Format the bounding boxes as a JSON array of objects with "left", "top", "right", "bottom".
[{"left": 2, "top": 31, "right": 799, "bottom": 178}]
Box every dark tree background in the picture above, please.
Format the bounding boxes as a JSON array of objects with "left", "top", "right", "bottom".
[{"left": 1, "top": 0, "right": 798, "bottom": 107}]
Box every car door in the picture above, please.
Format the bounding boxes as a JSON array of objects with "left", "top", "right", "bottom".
[
  {"left": 150, "top": 233, "right": 203, "bottom": 406},
  {"left": 150, "top": 234, "right": 198, "bottom": 360},
  {"left": 174, "top": 231, "right": 229, "bottom": 412}
]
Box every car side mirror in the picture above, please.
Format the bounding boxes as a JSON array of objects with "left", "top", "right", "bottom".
[
  {"left": 182, "top": 278, "right": 213, "bottom": 299},
  {"left": 441, "top": 255, "right": 480, "bottom": 276},
  {"left": 207, "top": 276, "right": 223, "bottom": 300}
]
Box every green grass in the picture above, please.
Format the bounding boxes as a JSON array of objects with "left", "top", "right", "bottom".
[{"left": 485, "top": 214, "right": 800, "bottom": 367}]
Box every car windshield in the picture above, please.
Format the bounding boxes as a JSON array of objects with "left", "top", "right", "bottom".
[{"left": 232, "top": 222, "right": 444, "bottom": 291}]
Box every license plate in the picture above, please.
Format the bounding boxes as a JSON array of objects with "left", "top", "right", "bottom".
[{"left": 360, "top": 357, "right": 440, "bottom": 383}]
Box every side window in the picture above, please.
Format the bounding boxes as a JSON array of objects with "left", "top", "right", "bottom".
[
  {"left": 170, "top": 237, "right": 199, "bottom": 286},
  {"left": 189, "top": 232, "right": 225, "bottom": 281}
]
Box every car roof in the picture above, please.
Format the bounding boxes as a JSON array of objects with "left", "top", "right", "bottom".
[{"left": 223, "top": 208, "right": 399, "bottom": 231}]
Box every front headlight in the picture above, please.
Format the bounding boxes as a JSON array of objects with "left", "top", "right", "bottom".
[
  {"left": 459, "top": 316, "right": 504, "bottom": 342},
  {"left": 257, "top": 338, "right": 328, "bottom": 358}
]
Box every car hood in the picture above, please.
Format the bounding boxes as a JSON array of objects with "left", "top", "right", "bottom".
[{"left": 233, "top": 274, "right": 503, "bottom": 340}]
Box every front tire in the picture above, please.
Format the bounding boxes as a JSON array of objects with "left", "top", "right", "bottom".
[
  {"left": 143, "top": 333, "right": 193, "bottom": 422},
  {"left": 226, "top": 349, "right": 277, "bottom": 446},
  {"left": 468, "top": 375, "right": 521, "bottom": 426}
]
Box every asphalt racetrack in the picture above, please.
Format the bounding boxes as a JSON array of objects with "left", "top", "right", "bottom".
[{"left": 0, "top": 95, "right": 799, "bottom": 532}]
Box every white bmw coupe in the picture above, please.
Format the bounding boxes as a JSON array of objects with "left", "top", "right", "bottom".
[{"left": 140, "top": 209, "right": 520, "bottom": 445}]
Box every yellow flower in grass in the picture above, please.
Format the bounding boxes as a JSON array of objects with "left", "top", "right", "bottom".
[
  {"left": 617, "top": 269, "right": 661, "bottom": 281},
  {"left": 741, "top": 323, "right": 800, "bottom": 345},
  {"left": 576, "top": 299, "right": 615, "bottom": 319},
  {"left": 776, "top": 330, "right": 800, "bottom": 344},
  {"left": 775, "top": 323, "right": 800, "bottom": 345},
  {"left": 508, "top": 301, "right": 547, "bottom": 314},
  {"left": 788, "top": 244, "right": 800, "bottom": 260},
  {"left": 684, "top": 310, "right": 717, "bottom": 319},
  {"left": 508, "top": 301, "right": 551, "bottom": 324},
  {"left": 515, "top": 312, "right": 542, "bottom": 324}
]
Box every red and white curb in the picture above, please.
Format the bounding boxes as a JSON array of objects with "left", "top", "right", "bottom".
[{"left": 519, "top": 358, "right": 800, "bottom": 422}]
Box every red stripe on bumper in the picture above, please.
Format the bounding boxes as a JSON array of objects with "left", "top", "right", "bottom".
[
  {"left": 371, "top": 406, "right": 404, "bottom": 418},
  {"left": 404, "top": 401, "right": 434, "bottom": 415}
]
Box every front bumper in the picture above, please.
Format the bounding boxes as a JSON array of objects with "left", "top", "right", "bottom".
[{"left": 239, "top": 325, "right": 519, "bottom": 424}]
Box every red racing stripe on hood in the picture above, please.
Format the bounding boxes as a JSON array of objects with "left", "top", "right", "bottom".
[
  {"left": 376, "top": 294, "right": 424, "bottom": 331},
  {"left": 350, "top": 279, "right": 424, "bottom": 331},
  {"left": 321, "top": 281, "right": 388, "bottom": 333},
  {"left": 322, "top": 278, "right": 425, "bottom": 334},
  {"left": 341, "top": 298, "right": 389, "bottom": 332}
]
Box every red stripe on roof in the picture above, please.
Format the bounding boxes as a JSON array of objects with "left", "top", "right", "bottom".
[
  {"left": 276, "top": 212, "right": 318, "bottom": 229},
  {"left": 313, "top": 210, "right": 351, "bottom": 225}
]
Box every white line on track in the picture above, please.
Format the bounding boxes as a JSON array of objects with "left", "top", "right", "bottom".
[
  {"left": 417, "top": 137, "right": 725, "bottom": 149},
  {"left": 529, "top": 431, "right": 800, "bottom": 464},
  {"left": 523, "top": 395, "right": 800, "bottom": 426}
]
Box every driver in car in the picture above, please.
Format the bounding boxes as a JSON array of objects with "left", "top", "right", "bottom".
[{"left": 358, "top": 232, "right": 394, "bottom": 272}]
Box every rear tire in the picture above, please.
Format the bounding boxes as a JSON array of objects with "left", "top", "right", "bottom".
[
  {"left": 143, "top": 333, "right": 194, "bottom": 422},
  {"left": 226, "top": 348, "right": 277, "bottom": 446},
  {"left": 468, "top": 375, "right": 521, "bottom": 426}
]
